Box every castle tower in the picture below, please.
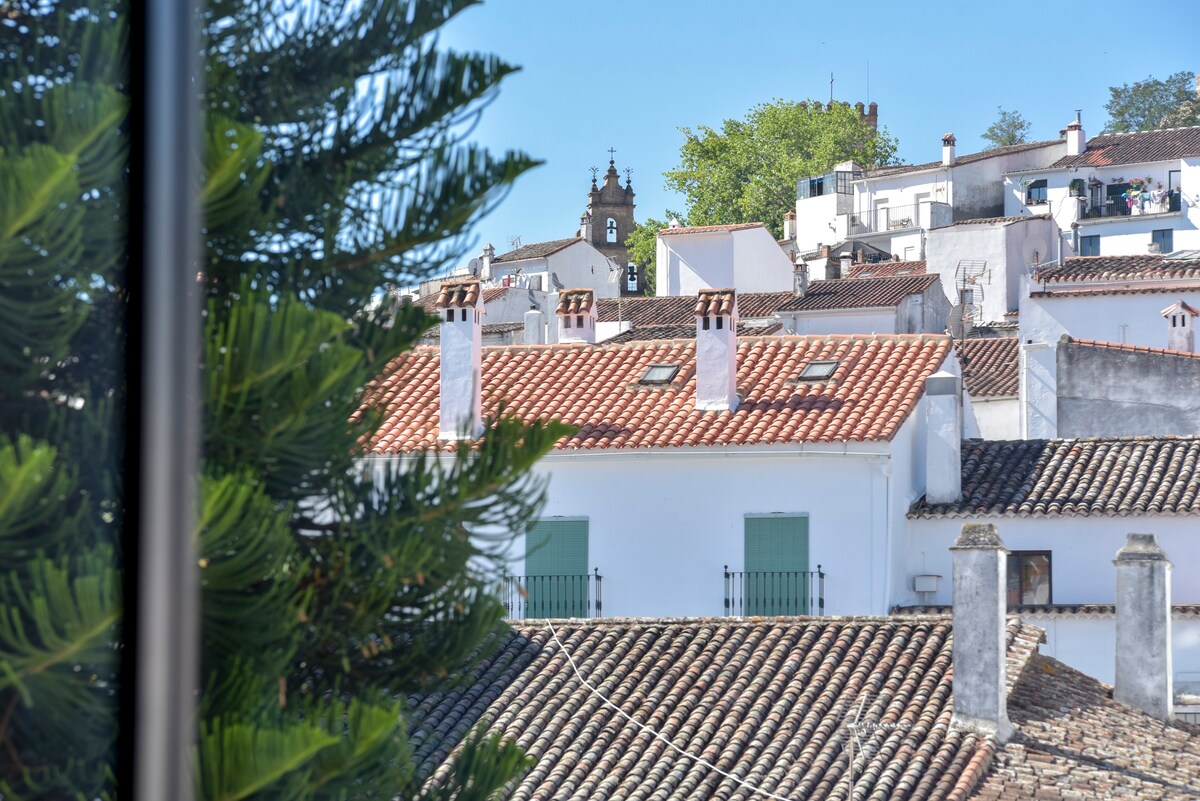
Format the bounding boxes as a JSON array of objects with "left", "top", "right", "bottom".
[{"left": 585, "top": 153, "right": 640, "bottom": 295}]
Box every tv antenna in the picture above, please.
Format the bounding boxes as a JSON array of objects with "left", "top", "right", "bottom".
[{"left": 507, "top": 235, "right": 523, "bottom": 250}]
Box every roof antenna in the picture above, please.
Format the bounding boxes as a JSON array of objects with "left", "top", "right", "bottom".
[{"left": 830, "top": 72, "right": 834, "bottom": 104}]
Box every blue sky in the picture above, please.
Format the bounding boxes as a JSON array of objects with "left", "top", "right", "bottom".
[{"left": 441, "top": 0, "right": 1200, "bottom": 257}]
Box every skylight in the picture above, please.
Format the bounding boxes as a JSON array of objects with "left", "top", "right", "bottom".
[
  {"left": 639, "top": 364, "right": 680, "bottom": 385},
  {"left": 798, "top": 360, "right": 839, "bottom": 380}
]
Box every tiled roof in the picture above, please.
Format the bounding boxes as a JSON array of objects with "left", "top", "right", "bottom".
[
  {"left": 594, "top": 292, "right": 794, "bottom": 325},
  {"left": 956, "top": 337, "right": 1018, "bottom": 398},
  {"left": 602, "top": 322, "right": 781, "bottom": 344},
  {"left": 364, "top": 334, "right": 951, "bottom": 453},
  {"left": 863, "top": 140, "right": 1060, "bottom": 178},
  {"left": 1031, "top": 283, "right": 1200, "bottom": 299},
  {"left": 846, "top": 260, "right": 927, "bottom": 279},
  {"left": 950, "top": 214, "right": 1051, "bottom": 226},
  {"left": 658, "top": 222, "right": 764, "bottom": 236},
  {"left": 1035, "top": 255, "right": 1200, "bottom": 285},
  {"left": 1048, "top": 124, "right": 1200, "bottom": 168},
  {"left": 778, "top": 274, "right": 939, "bottom": 312},
  {"left": 407, "top": 617, "right": 1043, "bottom": 801},
  {"left": 1067, "top": 337, "right": 1200, "bottom": 361},
  {"left": 556, "top": 289, "right": 594, "bottom": 315},
  {"left": 416, "top": 286, "right": 509, "bottom": 313},
  {"left": 494, "top": 237, "right": 581, "bottom": 263},
  {"left": 435, "top": 279, "right": 483, "bottom": 309},
  {"left": 895, "top": 604, "right": 1200, "bottom": 619},
  {"left": 422, "top": 322, "right": 526, "bottom": 341},
  {"left": 694, "top": 288, "right": 737, "bottom": 317},
  {"left": 909, "top": 436, "right": 1200, "bottom": 518}
]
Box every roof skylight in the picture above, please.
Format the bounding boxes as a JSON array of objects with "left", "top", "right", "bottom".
[
  {"left": 639, "top": 364, "right": 680, "bottom": 385},
  {"left": 798, "top": 360, "right": 839, "bottom": 380}
]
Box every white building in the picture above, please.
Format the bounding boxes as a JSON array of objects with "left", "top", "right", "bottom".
[
  {"left": 775, "top": 273, "right": 951, "bottom": 336},
  {"left": 794, "top": 134, "right": 1065, "bottom": 260},
  {"left": 655, "top": 222, "right": 796, "bottom": 296},
  {"left": 1002, "top": 119, "right": 1200, "bottom": 258},
  {"left": 956, "top": 336, "right": 1019, "bottom": 439}
]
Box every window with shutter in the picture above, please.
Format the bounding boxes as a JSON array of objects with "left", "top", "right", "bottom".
[
  {"left": 525, "top": 519, "right": 589, "bottom": 617},
  {"left": 744, "top": 515, "right": 810, "bottom": 615}
]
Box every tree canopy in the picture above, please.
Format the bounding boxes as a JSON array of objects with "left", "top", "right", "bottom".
[
  {"left": 624, "top": 211, "right": 684, "bottom": 296},
  {"left": 980, "top": 106, "right": 1032, "bottom": 147},
  {"left": 1103, "top": 71, "right": 1199, "bottom": 133},
  {"left": 663, "top": 99, "right": 898, "bottom": 240}
]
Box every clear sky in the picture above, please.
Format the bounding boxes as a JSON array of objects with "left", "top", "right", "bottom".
[{"left": 441, "top": 0, "right": 1200, "bottom": 259}]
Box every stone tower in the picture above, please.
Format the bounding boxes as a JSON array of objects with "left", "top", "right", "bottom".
[{"left": 584, "top": 156, "right": 640, "bottom": 294}]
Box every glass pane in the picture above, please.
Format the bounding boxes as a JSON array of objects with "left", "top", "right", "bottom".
[{"left": 1021, "top": 554, "right": 1052, "bottom": 604}]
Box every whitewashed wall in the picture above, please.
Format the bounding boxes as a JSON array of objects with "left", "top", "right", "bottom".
[
  {"left": 490, "top": 242, "right": 621, "bottom": 299},
  {"left": 971, "top": 397, "right": 1019, "bottom": 439},
  {"left": 656, "top": 227, "right": 795, "bottom": 297}
]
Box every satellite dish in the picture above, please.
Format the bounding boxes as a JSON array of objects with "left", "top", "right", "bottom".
[
  {"left": 1021, "top": 233, "right": 1049, "bottom": 270},
  {"left": 467, "top": 257, "right": 481, "bottom": 277},
  {"left": 948, "top": 303, "right": 968, "bottom": 339}
]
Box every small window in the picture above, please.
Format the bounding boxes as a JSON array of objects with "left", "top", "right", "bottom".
[
  {"left": 564, "top": 315, "right": 572, "bottom": 329},
  {"left": 798, "top": 360, "right": 839, "bottom": 380},
  {"left": 445, "top": 309, "right": 453, "bottom": 322},
  {"left": 1152, "top": 228, "right": 1173, "bottom": 254},
  {"left": 1025, "top": 179, "right": 1048, "bottom": 205},
  {"left": 460, "top": 308, "right": 467, "bottom": 321},
  {"left": 576, "top": 315, "right": 584, "bottom": 328},
  {"left": 639, "top": 364, "right": 680, "bottom": 385},
  {"left": 702, "top": 316, "right": 710, "bottom": 330},
  {"left": 1079, "top": 235, "right": 1100, "bottom": 256},
  {"left": 606, "top": 217, "right": 617, "bottom": 243},
  {"left": 1007, "top": 551, "right": 1051, "bottom": 605},
  {"left": 715, "top": 316, "right": 723, "bottom": 330},
  {"left": 959, "top": 288, "right": 976, "bottom": 306}
]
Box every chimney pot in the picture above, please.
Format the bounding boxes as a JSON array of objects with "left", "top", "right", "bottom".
[
  {"left": 942, "top": 133, "right": 956, "bottom": 166},
  {"left": 950, "top": 523, "right": 1013, "bottom": 741},
  {"left": 695, "top": 288, "right": 739, "bottom": 411},
  {"left": 437, "top": 279, "right": 485, "bottom": 440},
  {"left": 555, "top": 289, "right": 597, "bottom": 343},
  {"left": 1066, "top": 112, "right": 1086, "bottom": 157},
  {"left": 1114, "top": 533, "right": 1174, "bottom": 721}
]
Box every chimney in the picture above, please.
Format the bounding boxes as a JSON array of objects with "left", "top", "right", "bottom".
[
  {"left": 951, "top": 523, "right": 1013, "bottom": 741},
  {"left": 925, "top": 371, "right": 962, "bottom": 504},
  {"left": 579, "top": 213, "right": 592, "bottom": 240},
  {"left": 480, "top": 243, "right": 495, "bottom": 280},
  {"left": 668, "top": 217, "right": 682, "bottom": 229},
  {"left": 1162, "top": 300, "right": 1198, "bottom": 351},
  {"left": 1066, "top": 110, "right": 1086, "bottom": 157},
  {"left": 783, "top": 210, "right": 797, "bottom": 241},
  {"left": 556, "top": 288, "right": 596, "bottom": 344},
  {"left": 819, "top": 244, "right": 831, "bottom": 259},
  {"left": 1114, "top": 533, "right": 1174, "bottom": 721},
  {"left": 694, "top": 288, "right": 739, "bottom": 411},
  {"left": 524, "top": 308, "right": 545, "bottom": 345},
  {"left": 436, "top": 279, "right": 485, "bottom": 440},
  {"left": 838, "top": 254, "right": 852, "bottom": 279},
  {"left": 793, "top": 258, "right": 809, "bottom": 298},
  {"left": 942, "top": 133, "right": 956, "bottom": 166}
]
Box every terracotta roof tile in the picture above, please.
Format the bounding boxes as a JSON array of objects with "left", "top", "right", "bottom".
[
  {"left": 494, "top": 237, "right": 581, "bottom": 263},
  {"left": 694, "top": 288, "right": 737, "bottom": 318},
  {"left": 778, "top": 274, "right": 940, "bottom": 312},
  {"left": 1067, "top": 337, "right": 1200, "bottom": 361},
  {"left": 909, "top": 436, "right": 1200, "bottom": 518},
  {"left": 603, "top": 322, "right": 782, "bottom": 344},
  {"left": 658, "top": 222, "right": 765, "bottom": 236},
  {"left": 950, "top": 214, "right": 1051, "bottom": 226},
  {"left": 407, "top": 617, "right": 1041, "bottom": 801},
  {"left": 1049, "top": 124, "right": 1200, "bottom": 169},
  {"left": 896, "top": 604, "right": 1200, "bottom": 619},
  {"left": 595, "top": 292, "right": 794, "bottom": 325},
  {"left": 1035, "top": 254, "right": 1200, "bottom": 285},
  {"left": 435, "top": 279, "right": 483, "bottom": 309},
  {"left": 956, "top": 338, "right": 1018, "bottom": 398},
  {"left": 864, "top": 140, "right": 1061, "bottom": 178},
  {"left": 1032, "top": 283, "right": 1200, "bottom": 299},
  {"left": 556, "top": 289, "right": 595, "bottom": 316},
  {"left": 846, "top": 260, "right": 927, "bottom": 278},
  {"left": 364, "top": 334, "right": 952, "bottom": 453},
  {"left": 417, "top": 286, "right": 508, "bottom": 313}
]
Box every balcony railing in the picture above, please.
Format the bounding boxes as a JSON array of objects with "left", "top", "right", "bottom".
[
  {"left": 1083, "top": 190, "right": 1181, "bottom": 219},
  {"left": 848, "top": 201, "right": 952, "bottom": 236},
  {"left": 502, "top": 569, "right": 602, "bottom": 619},
  {"left": 724, "top": 566, "right": 825, "bottom": 616}
]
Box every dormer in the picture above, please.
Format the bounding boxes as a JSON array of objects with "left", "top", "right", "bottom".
[
  {"left": 556, "top": 289, "right": 596, "bottom": 343},
  {"left": 1162, "top": 299, "right": 1199, "bottom": 352},
  {"left": 694, "top": 288, "right": 739, "bottom": 411},
  {"left": 436, "top": 279, "right": 485, "bottom": 440}
]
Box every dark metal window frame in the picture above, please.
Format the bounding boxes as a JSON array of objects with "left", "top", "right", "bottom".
[
  {"left": 1007, "top": 550, "right": 1052, "bottom": 606},
  {"left": 639, "top": 364, "right": 680, "bottom": 385},
  {"left": 798, "top": 359, "right": 839, "bottom": 380}
]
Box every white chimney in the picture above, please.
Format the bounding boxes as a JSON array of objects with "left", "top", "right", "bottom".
[
  {"left": 838, "top": 255, "right": 852, "bottom": 279},
  {"left": 793, "top": 257, "right": 809, "bottom": 298},
  {"left": 1065, "top": 110, "right": 1086, "bottom": 157},
  {"left": 436, "top": 279, "right": 485, "bottom": 440},
  {"left": 579, "top": 213, "right": 592, "bottom": 239},
  {"left": 524, "top": 308, "right": 545, "bottom": 345},
  {"left": 942, "top": 133, "right": 956, "bottom": 166},
  {"left": 1114, "top": 533, "right": 1174, "bottom": 721},
  {"left": 668, "top": 217, "right": 682, "bottom": 229},
  {"left": 556, "top": 288, "right": 596, "bottom": 344},
  {"left": 480, "top": 243, "right": 495, "bottom": 280},
  {"left": 925, "top": 371, "right": 962, "bottom": 504},
  {"left": 951, "top": 523, "right": 1013, "bottom": 741},
  {"left": 783, "top": 210, "right": 797, "bottom": 241},
  {"left": 694, "top": 288, "right": 739, "bottom": 411},
  {"left": 1162, "top": 300, "right": 1197, "bottom": 352}
]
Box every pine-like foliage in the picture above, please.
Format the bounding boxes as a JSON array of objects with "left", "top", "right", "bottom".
[{"left": 2, "top": 0, "right": 558, "bottom": 798}]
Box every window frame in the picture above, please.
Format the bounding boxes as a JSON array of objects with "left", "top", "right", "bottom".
[
  {"left": 798, "top": 359, "right": 839, "bottom": 380},
  {"left": 1025, "top": 179, "right": 1048, "bottom": 206},
  {"left": 1152, "top": 228, "right": 1173, "bottom": 254},
  {"left": 1079, "top": 235, "right": 1100, "bottom": 257},
  {"left": 1006, "top": 550, "right": 1052, "bottom": 606}
]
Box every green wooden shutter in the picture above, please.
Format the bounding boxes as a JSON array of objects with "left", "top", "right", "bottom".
[
  {"left": 525, "top": 519, "right": 588, "bottom": 617},
  {"left": 744, "top": 515, "right": 810, "bottom": 615}
]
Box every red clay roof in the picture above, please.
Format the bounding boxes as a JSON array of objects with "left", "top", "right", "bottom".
[
  {"left": 694, "top": 288, "right": 737, "bottom": 317},
  {"left": 846, "top": 260, "right": 927, "bottom": 279},
  {"left": 602, "top": 322, "right": 782, "bottom": 343},
  {"left": 556, "top": 289, "right": 595, "bottom": 315},
  {"left": 1035, "top": 255, "right": 1200, "bottom": 285},
  {"left": 778, "top": 274, "right": 940, "bottom": 312},
  {"left": 364, "top": 334, "right": 951, "bottom": 453},
  {"left": 658, "top": 222, "right": 765, "bottom": 236},
  {"left": 864, "top": 139, "right": 1060, "bottom": 178},
  {"left": 595, "top": 292, "right": 794, "bottom": 325},
  {"left": 1067, "top": 337, "right": 1200, "bottom": 361},
  {"left": 956, "top": 337, "right": 1018, "bottom": 398},
  {"left": 1049, "top": 125, "right": 1200, "bottom": 168},
  {"left": 417, "top": 286, "right": 508, "bottom": 313},
  {"left": 493, "top": 237, "right": 581, "bottom": 263},
  {"left": 434, "top": 279, "right": 483, "bottom": 309}
]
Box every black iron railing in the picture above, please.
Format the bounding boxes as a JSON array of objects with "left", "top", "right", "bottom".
[
  {"left": 1083, "top": 190, "right": 1180, "bottom": 219},
  {"left": 724, "top": 566, "right": 825, "bottom": 616},
  {"left": 502, "top": 568, "right": 602, "bottom": 619}
]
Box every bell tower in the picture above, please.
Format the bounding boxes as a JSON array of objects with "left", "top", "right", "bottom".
[{"left": 584, "top": 150, "right": 640, "bottom": 294}]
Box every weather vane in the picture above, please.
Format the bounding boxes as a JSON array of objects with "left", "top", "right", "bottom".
[
  {"left": 623, "top": 167, "right": 633, "bottom": 182},
  {"left": 589, "top": 166, "right": 599, "bottom": 181}
]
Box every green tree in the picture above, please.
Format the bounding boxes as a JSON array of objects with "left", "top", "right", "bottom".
[
  {"left": 624, "top": 211, "right": 685, "bottom": 296},
  {"left": 981, "top": 106, "right": 1032, "bottom": 147},
  {"left": 664, "top": 99, "right": 897, "bottom": 239},
  {"left": 1103, "top": 71, "right": 1197, "bottom": 133},
  {"left": 1, "top": 0, "right": 563, "bottom": 798}
]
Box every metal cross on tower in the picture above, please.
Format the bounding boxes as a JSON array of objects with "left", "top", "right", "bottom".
[{"left": 607, "top": 146, "right": 617, "bottom": 162}]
